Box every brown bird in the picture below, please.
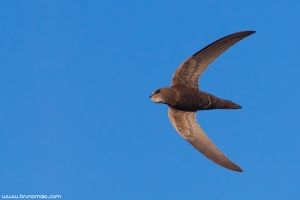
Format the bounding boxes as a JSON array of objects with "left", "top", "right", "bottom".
[{"left": 150, "top": 31, "right": 255, "bottom": 172}]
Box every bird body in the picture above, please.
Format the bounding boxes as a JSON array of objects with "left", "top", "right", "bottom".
[
  {"left": 151, "top": 86, "right": 241, "bottom": 111},
  {"left": 150, "top": 31, "right": 255, "bottom": 172}
]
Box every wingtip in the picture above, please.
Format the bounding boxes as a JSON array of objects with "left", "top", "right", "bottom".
[
  {"left": 232, "top": 103, "right": 242, "bottom": 109},
  {"left": 244, "top": 30, "right": 256, "bottom": 35},
  {"left": 235, "top": 30, "right": 256, "bottom": 36},
  {"left": 228, "top": 165, "right": 243, "bottom": 172},
  {"left": 236, "top": 168, "right": 243, "bottom": 172},
  {"left": 249, "top": 30, "right": 256, "bottom": 35}
]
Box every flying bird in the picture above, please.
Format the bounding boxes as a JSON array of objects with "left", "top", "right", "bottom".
[{"left": 150, "top": 31, "right": 255, "bottom": 172}]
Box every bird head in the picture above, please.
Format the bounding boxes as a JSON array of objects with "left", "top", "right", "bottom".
[{"left": 150, "top": 88, "right": 170, "bottom": 104}]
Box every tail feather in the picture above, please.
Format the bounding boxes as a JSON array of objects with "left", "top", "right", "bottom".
[
  {"left": 220, "top": 100, "right": 242, "bottom": 109},
  {"left": 211, "top": 98, "right": 242, "bottom": 110}
]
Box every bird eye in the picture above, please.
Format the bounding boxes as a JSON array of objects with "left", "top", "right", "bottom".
[{"left": 154, "top": 89, "right": 160, "bottom": 94}]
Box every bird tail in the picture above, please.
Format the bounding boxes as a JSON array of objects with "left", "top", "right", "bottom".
[{"left": 210, "top": 96, "right": 242, "bottom": 110}]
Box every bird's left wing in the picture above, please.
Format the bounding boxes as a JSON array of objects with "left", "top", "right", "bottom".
[
  {"left": 171, "top": 31, "right": 255, "bottom": 89},
  {"left": 168, "top": 107, "right": 243, "bottom": 172}
]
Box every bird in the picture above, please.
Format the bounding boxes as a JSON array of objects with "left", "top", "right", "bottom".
[{"left": 150, "top": 31, "right": 255, "bottom": 172}]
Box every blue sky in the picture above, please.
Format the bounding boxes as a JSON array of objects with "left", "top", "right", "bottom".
[{"left": 1, "top": 0, "right": 300, "bottom": 199}]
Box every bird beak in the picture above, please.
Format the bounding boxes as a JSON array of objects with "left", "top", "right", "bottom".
[{"left": 149, "top": 94, "right": 153, "bottom": 98}]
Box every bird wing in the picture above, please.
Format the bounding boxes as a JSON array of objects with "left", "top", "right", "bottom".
[
  {"left": 171, "top": 31, "right": 255, "bottom": 89},
  {"left": 168, "top": 107, "right": 243, "bottom": 172}
]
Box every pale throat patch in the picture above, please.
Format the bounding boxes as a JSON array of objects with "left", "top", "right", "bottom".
[{"left": 151, "top": 96, "right": 163, "bottom": 103}]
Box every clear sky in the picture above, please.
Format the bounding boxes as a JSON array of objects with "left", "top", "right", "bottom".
[{"left": 1, "top": 0, "right": 300, "bottom": 199}]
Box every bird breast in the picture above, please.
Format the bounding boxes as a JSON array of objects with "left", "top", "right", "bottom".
[{"left": 171, "top": 87, "right": 210, "bottom": 111}]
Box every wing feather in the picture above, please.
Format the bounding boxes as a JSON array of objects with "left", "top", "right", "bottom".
[
  {"left": 172, "top": 31, "right": 255, "bottom": 88},
  {"left": 168, "top": 107, "right": 243, "bottom": 172}
]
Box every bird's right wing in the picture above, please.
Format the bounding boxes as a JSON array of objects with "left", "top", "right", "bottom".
[
  {"left": 171, "top": 31, "right": 255, "bottom": 89},
  {"left": 168, "top": 107, "right": 243, "bottom": 172}
]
